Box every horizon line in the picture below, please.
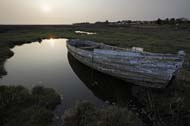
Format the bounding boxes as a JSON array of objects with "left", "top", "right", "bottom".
[{"left": 0, "top": 17, "right": 189, "bottom": 26}]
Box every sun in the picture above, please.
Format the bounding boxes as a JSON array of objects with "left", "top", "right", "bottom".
[{"left": 41, "top": 4, "right": 51, "bottom": 13}]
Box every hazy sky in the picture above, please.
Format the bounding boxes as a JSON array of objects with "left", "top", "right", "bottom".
[{"left": 0, "top": 0, "right": 189, "bottom": 24}]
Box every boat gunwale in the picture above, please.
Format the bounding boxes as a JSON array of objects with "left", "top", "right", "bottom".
[
  {"left": 66, "top": 39, "right": 185, "bottom": 88},
  {"left": 67, "top": 39, "right": 185, "bottom": 58}
]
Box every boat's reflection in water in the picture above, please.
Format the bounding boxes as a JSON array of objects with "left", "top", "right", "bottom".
[
  {"left": 68, "top": 52, "right": 190, "bottom": 126},
  {"left": 68, "top": 52, "right": 134, "bottom": 104},
  {"left": 68, "top": 52, "right": 154, "bottom": 125}
]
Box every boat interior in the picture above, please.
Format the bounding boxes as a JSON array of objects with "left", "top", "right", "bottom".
[
  {"left": 68, "top": 40, "right": 103, "bottom": 51},
  {"left": 67, "top": 40, "right": 186, "bottom": 60},
  {"left": 79, "top": 45, "right": 101, "bottom": 51},
  {"left": 68, "top": 39, "right": 127, "bottom": 52}
]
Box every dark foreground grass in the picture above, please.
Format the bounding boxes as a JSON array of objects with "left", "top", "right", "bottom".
[
  {"left": 0, "top": 86, "right": 61, "bottom": 126},
  {"left": 0, "top": 24, "right": 190, "bottom": 126},
  {"left": 63, "top": 101, "right": 142, "bottom": 126},
  {"left": 0, "top": 24, "right": 190, "bottom": 81}
]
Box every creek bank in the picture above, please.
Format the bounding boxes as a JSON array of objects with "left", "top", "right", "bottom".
[{"left": 0, "top": 37, "right": 55, "bottom": 78}]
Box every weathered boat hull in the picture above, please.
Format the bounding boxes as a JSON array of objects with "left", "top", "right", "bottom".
[{"left": 67, "top": 39, "right": 185, "bottom": 88}]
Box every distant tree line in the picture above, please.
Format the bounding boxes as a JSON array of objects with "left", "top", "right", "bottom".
[
  {"left": 156, "top": 18, "right": 189, "bottom": 25},
  {"left": 73, "top": 18, "right": 190, "bottom": 26}
]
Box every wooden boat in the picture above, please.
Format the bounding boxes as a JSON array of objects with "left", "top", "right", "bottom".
[{"left": 66, "top": 39, "right": 185, "bottom": 88}]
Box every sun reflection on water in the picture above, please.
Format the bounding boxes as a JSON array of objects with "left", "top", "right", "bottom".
[{"left": 49, "top": 38, "right": 55, "bottom": 47}]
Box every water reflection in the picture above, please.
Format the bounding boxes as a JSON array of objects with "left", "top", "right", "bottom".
[
  {"left": 49, "top": 38, "right": 55, "bottom": 47},
  {"left": 0, "top": 39, "right": 103, "bottom": 108},
  {"left": 68, "top": 52, "right": 190, "bottom": 126},
  {"left": 68, "top": 52, "right": 133, "bottom": 103},
  {"left": 75, "top": 31, "right": 96, "bottom": 35},
  {"left": 68, "top": 52, "right": 153, "bottom": 124},
  {"left": 0, "top": 38, "right": 189, "bottom": 126}
]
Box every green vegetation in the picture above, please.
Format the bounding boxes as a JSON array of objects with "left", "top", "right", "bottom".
[
  {"left": 0, "top": 86, "right": 61, "bottom": 126},
  {"left": 63, "top": 101, "right": 142, "bottom": 126},
  {"left": 0, "top": 23, "right": 190, "bottom": 126},
  {"left": 0, "top": 23, "right": 190, "bottom": 79}
]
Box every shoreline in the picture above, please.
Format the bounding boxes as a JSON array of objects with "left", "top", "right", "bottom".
[{"left": 0, "top": 24, "right": 190, "bottom": 84}]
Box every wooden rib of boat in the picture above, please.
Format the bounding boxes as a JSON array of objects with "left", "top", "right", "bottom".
[{"left": 66, "top": 39, "right": 185, "bottom": 88}]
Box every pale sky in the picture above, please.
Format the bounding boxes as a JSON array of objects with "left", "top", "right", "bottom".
[{"left": 0, "top": 0, "right": 189, "bottom": 24}]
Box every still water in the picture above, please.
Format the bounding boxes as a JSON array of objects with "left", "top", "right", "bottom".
[
  {"left": 0, "top": 39, "right": 140, "bottom": 124},
  {"left": 0, "top": 39, "right": 189, "bottom": 125},
  {"left": 0, "top": 39, "right": 104, "bottom": 108}
]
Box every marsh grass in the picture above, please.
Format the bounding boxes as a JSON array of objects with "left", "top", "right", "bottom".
[
  {"left": 63, "top": 101, "right": 142, "bottom": 126},
  {"left": 0, "top": 24, "right": 190, "bottom": 80},
  {"left": 0, "top": 86, "right": 61, "bottom": 126}
]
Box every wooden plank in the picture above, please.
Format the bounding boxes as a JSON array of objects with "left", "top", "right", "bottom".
[
  {"left": 67, "top": 39, "right": 185, "bottom": 88},
  {"left": 94, "top": 49, "right": 182, "bottom": 61},
  {"left": 94, "top": 55, "right": 182, "bottom": 69},
  {"left": 93, "top": 61, "right": 172, "bottom": 80}
]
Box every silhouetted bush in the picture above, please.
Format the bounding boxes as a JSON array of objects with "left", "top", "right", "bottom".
[
  {"left": 157, "top": 18, "right": 162, "bottom": 25},
  {"left": 170, "top": 18, "right": 176, "bottom": 24}
]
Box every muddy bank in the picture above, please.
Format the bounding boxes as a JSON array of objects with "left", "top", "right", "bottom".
[{"left": 0, "top": 46, "right": 14, "bottom": 78}]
